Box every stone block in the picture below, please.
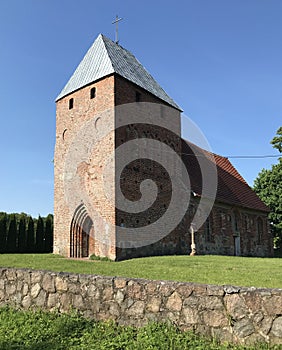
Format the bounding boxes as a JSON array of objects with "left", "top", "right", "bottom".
[
  {"left": 233, "top": 317, "right": 255, "bottom": 339},
  {"left": 166, "top": 291, "right": 182, "bottom": 312},
  {"left": 42, "top": 274, "right": 55, "bottom": 293},
  {"left": 126, "top": 300, "right": 145, "bottom": 316},
  {"left": 225, "top": 294, "right": 249, "bottom": 320},
  {"left": 31, "top": 283, "right": 41, "bottom": 299},
  {"left": 271, "top": 317, "right": 282, "bottom": 338},
  {"left": 22, "top": 295, "right": 32, "bottom": 309},
  {"left": 146, "top": 297, "right": 161, "bottom": 313},
  {"left": 55, "top": 276, "right": 68, "bottom": 292},
  {"left": 34, "top": 290, "right": 46, "bottom": 307},
  {"left": 114, "top": 278, "right": 127, "bottom": 289}
]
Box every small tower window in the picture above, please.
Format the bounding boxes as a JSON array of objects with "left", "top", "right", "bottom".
[
  {"left": 135, "top": 91, "right": 141, "bottom": 102},
  {"left": 69, "top": 98, "right": 74, "bottom": 109},
  {"left": 90, "top": 87, "right": 96, "bottom": 99}
]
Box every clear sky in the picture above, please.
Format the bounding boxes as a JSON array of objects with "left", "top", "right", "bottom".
[{"left": 0, "top": 0, "right": 281, "bottom": 217}]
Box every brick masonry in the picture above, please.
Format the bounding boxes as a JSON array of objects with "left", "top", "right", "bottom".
[
  {"left": 54, "top": 73, "right": 272, "bottom": 260},
  {"left": 0, "top": 267, "right": 281, "bottom": 345}
]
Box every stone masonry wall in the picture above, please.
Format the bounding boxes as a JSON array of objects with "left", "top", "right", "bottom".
[{"left": 0, "top": 267, "right": 281, "bottom": 346}]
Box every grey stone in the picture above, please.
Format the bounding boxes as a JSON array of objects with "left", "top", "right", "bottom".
[
  {"left": 127, "top": 300, "right": 145, "bottom": 316},
  {"left": 166, "top": 291, "right": 182, "bottom": 312},
  {"left": 22, "top": 283, "right": 29, "bottom": 296},
  {"left": 203, "top": 310, "right": 229, "bottom": 327},
  {"left": 233, "top": 317, "right": 255, "bottom": 338},
  {"left": 16, "top": 280, "right": 23, "bottom": 292},
  {"left": 55, "top": 276, "right": 68, "bottom": 292},
  {"left": 146, "top": 297, "right": 161, "bottom": 313},
  {"left": 182, "top": 307, "right": 201, "bottom": 324},
  {"left": 6, "top": 283, "right": 16, "bottom": 295},
  {"left": 34, "top": 290, "right": 46, "bottom": 307},
  {"left": 202, "top": 296, "right": 224, "bottom": 310},
  {"left": 183, "top": 295, "right": 199, "bottom": 309},
  {"left": 5, "top": 270, "right": 17, "bottom": 281},
  {"left": 11, "top": 292, "right": 22, "bottom": 305},
  {"left": 0, "top": 290, "right": 5, "bottom": 301},
  {"left": 115, "top": 290, "right": 125, "bottom": 304},
  {"left": 225, "top": 294, "right": 248, "bottom": 320},
  {"left": 42, "top": 274, "right": 55, "bottom": 293},
  {"left": 224, "top": 286, "right": 240, "bottom": 294},
  {"left": 109, "top": 302, "right": 120, "bottom": 317},
  {"left": 73, "top": 294, "right": 85, "bottom": 309},
  {"left": 47, "top": 293, "right": 59, "bottom": 308},
  {"left": 0, "top": 280, "right": 5, "bottom": 290},
  {"left": 31, "top": 283, "right": 41, "bottom": 298},
  {"left": 22, "top": 295, "right": 32, "bottom": 309},
  {"left": 271, "top": 317, "right": 282, "bottom": 338},
  {"left": 31, "top": 271, "right": 42, "bottom": 284},
  {"left": 114, "top": 278, "right": 127, "bottom": 289},
  {"left": 60, "top": 293, "right": 72, "bottom": 312},
  {"left": 261, "top": 316, "right": 273, "bottom": 335},
  {"left": 263, "top": 296, "right": 282, "bottom": 315}
]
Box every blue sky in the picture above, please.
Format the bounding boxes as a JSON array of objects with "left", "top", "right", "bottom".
[{"left": 0, "top": 0, "right": 281, "bottom": 217}]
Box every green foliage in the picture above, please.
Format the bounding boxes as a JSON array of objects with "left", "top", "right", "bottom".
[
  {"left": 18, "top": 215, "right": 27, "bottom": 253},
  {"left": 26, "top": 216, "right": 35, "bottom": 253},
  {"left": 270, "top": 126, "right": 282, "bottom": 153},
  {"left": 254, "top": 126, "right": 282, "bottom": 249},
  {"left": 0, "top": 307, "right": 279, "bottom": 350},
  {"left": 44, "top": 214, "right": 53, "bottom": 253},
  {"left": 0, "top": 212, "right": 53, "bottom": 253},
  {"left": 0, "top": 213, "right": 7, "bottom": 253},
  {"left": 89, "top": 254, "right": 113, "bottom": 262},
  {"left": 6, "top": 214, "right": 18, "bottom": 253},
  {"left": 0, "top": 254, "right": 281, "bottom": 289},
  {"left": 35, "top": 216, "right": 44, "bottom": 253}
]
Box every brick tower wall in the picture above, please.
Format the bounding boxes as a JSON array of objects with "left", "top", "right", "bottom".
[
  {"left": 114, "top": 76, "right": 183, "bottom": 260},
  {"left": 54, "top": 75, "right": 116, "bottom": 259}
]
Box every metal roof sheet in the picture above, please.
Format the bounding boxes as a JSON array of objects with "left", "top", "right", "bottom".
[{"left": 56, "top": 34, "right": 181, "bottom": 110}]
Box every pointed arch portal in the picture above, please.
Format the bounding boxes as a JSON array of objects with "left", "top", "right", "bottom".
[{"left": 70, "top": 204, "right": 93, "bottom": 258}]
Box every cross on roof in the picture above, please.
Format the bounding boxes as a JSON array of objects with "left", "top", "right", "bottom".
[{"left": 112, "top": 15, "right": 123, "bottom": 44}]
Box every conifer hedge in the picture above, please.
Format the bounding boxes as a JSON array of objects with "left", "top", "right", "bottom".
[{"left": 0, "top": 212, "right": 53, "bottom": 253}]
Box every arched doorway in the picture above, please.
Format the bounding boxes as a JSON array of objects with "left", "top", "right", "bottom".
[{"left": 70, "top": 203, "right": 93, "bottom": 258}]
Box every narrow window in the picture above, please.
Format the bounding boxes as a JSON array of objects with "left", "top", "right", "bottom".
[
  {"left": 90, "top": 87, "right": 96, "bottom": 99},
  {"left": 135, "top": 91, "right": 141, "bottom": 102},
  {"left": 69, "top": 98, "right": 74, "bottom": 109}
]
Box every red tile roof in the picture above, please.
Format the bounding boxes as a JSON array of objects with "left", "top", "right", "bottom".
[{"left": 181, "top": 140, "right": 269, "bottom": 212}]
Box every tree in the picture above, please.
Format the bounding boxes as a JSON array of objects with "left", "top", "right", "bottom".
[
  {"left": 44, "top": 214, "right": 53, "bottom": 253},
  {"left": 6, "top": 214, "right": 18, "bottom": 253},
  {"left": 26, "top": 216, "right": 35, "bottom": 253},
  {"left": 18, "top": 215, "right": 27, "bottom": 253},
  {"left": 253, "top": 127, "right": 282, "bottom": 249},
  {"left": 35, "top": 216, "right": 44, "bottom": 253},
  {"left": 0, "top": 213, "right": 7, "bottom": 253}
]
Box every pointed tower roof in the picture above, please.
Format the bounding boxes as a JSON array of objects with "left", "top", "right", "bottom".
[{"left": 56, "top": 34, "right": 181, "bottom": 110}]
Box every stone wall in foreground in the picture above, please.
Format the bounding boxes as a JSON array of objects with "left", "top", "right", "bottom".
[{"left": 0, "top": 267, "right": 281, "bottom": 346}]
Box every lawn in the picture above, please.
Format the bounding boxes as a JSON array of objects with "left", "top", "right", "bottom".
[
  {"left": 0, "top": 306, "right": 279, "bottom": 350},
  {"left": 0, "top": 254, "right": 281, "bottom": 289}
]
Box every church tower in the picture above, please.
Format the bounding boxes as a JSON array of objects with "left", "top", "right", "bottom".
[{"left": 54, "top": 34, "right": 182, "bottom": 260}]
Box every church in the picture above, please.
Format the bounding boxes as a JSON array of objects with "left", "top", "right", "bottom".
[{"left": 54, "top": 34, "right": 273, "bottom": 260}]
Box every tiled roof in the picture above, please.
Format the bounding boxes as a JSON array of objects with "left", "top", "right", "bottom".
[
  {"left": 56, "top": 34, "right": 181, "bottom": 110},
  {"left": 182, "top": 140, "right": 269, "bottom": 212}
]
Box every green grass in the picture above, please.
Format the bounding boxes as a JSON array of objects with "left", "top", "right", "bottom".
[
  {"left": 0, "top": 306, "right": 280, "bottom": 350},
  {"left": 0, "top": 254, "right": 281, "bottom": 289}
]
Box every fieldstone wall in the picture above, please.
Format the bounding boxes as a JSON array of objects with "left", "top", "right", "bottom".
[{"left": 0, "top": 267, "right": 281, "bottom": 346}]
